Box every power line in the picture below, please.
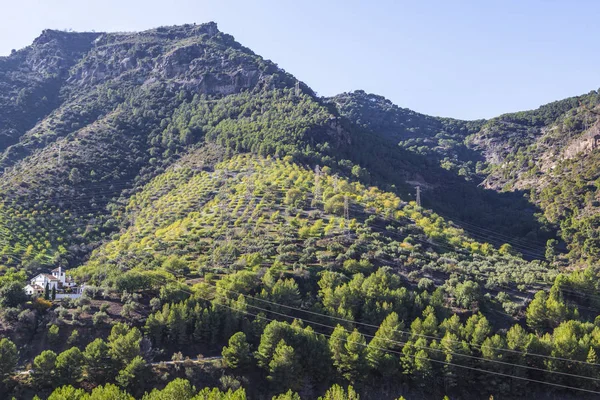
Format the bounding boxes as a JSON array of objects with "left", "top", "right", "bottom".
[
  {"left": 185, "top": 272, "right": 600, "bottom": 368},
  {"left": 6, "top": 159, "right": 600, "bottom": 309},
  {"left": 432, "top": 209, "right": 549, "bottom": 252},
  {"left": 140, "top": 273, "right": 600, "bottom": 394},
  {"left": 1, "top": 178, "right": 559, "bottom": 303},
  {"left": 0, "top": 161, "right": 551, "bottom": 265},
  {"left": 0, "top": 180, "right": 566, "bottom": 310},
  {"left": 6, "top": 161, "right": 599, "bottom": 375},
  {"left": 0, "top": 143, "right": 565, "bottom": 267},
  {"left": 117, "top": 253, "right": 592, "bottom": 373}
]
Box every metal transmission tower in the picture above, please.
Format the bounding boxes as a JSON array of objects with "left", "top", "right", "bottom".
[
  {"left": 343, "top": 195, "right": 350, "bottom": 234},
  {"left": 246, "top": 181, "right": 254, "bottom": 202},
  {"left": 416, "top": 186, "right": 421, "bottom": 208},
  {"left": 312, "top": 165, "right": 322, "bottom": 208},
  {"left": 295, "top": 81, "right": 301, "bottom": 97}
]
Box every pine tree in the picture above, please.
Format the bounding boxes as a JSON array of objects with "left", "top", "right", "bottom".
[
  {"left": 116, "top": 356, "right": 147, "bottom": 394},
  {"left": 166, "top": 304, "right": 187, "bottom": 345},
  {"left": 108, "top": 324, "right": 142, "bottom": 367},
  {"left": 46, "top": 386, "right": 86, "bottom": 399},
  {"left": 421, "top": 306, "right": 439, "bottom": 336},
  {"left": 587, "top": 347, "right": 598, "bottom": 364},
  {"left": 339, "top": 329, "right": 368, "bottom": 383},
  {"left": 329, "top": 325, "right": 349, "bottom": 370},
  {"left": 413, "top": 348, "right": 432, "bottom": 387},
  {"left": 318, "top": 384, "right": 360, "bottom": 400},
  {"left": 267, "top": 339, "right": 301, "bottom": 392},
  {"left": 84, "top": 338, "right": 110, "bottom": 383},
  {"left": 222, "top": 332, "right": 251, "bottom": 369},
  {"left": 0, "top": 338, "right": 18, "bottom": 378},
  {"left": 32, "top": 350, "right": 57, "bottom": 388},
  {"left": 441, "top": 332, "right": 462, "bottom": 391},
  {"left": 143, "top": 378, "right": 196, "bottom": 400},
  {"left": 526, "top": 291, "right": 548, "bottom": 332},
  {"left": 367, "top": 312, "right": 404, "bottom": 377},
  {"left": 584, "top": 346, "right": 599, "bottom": 390},
  {"left": 56, "top": 347, "right": 84, "bottom": 384}
]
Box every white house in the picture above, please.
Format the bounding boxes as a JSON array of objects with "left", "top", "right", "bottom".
[
  {"left": 24, "top": 267, "right": 79, "bottom": 296},
  {"left": 24, "top": 284, "right": 45, "bottom": 296}
]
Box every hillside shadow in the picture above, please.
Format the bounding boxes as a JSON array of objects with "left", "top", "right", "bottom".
[{"left": 337, "top": 125, "right": 553, "bottom": 260}]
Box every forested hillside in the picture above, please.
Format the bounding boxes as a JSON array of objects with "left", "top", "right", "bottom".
[
  {"left": 0, "top": 22, "right": 600, "bottom": 400},
  {"left": 468, "top": 91, "right": 600, "bottom": 263},
  {"left": 329, "top": 91, "right": 553, "bottom": 254}
]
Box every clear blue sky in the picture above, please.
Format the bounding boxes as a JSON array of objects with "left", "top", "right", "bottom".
[{"left": 1, "top": 0, "right": 598, "bottom": 119}]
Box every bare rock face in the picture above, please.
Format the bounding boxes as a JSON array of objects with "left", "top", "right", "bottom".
[
  {"left": 156, "top": 44, "right": 206, "bottom": 78},
  {"left": 28, "top": 30, "right": 101, "bottom": 75},
  {"left": 469, "top": 135, "right": 508, "bottom": 166},
  {"left": 563, "top": 125, "right": 600, "bottom": 159},
  {"left": 467, "top": 96, "right": 600, "bottom": 199},
  {"left": 327, "top": 119, "right": 352, "bottom": 146},
  {"left": 0, "top": 29, "right": 100, "bottom": 151},
  {"left": 0, "top": 22, "right": 294, "bottom": 164},
  {"left": 62, "top": 22, "right": 267, "bottom": 96}
]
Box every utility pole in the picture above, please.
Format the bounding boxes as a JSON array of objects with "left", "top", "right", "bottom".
[{"left": 416, "top": 186, "right": 421, "bottom": 208}]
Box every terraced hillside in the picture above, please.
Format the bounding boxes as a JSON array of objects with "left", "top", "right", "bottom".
[{"left": 75, "top": 153, "right": 554, "bottom": 315}]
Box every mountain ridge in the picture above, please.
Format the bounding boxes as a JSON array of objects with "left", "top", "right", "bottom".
[{"left": 0, "top": 22, "right": 568, "bottom": 271}]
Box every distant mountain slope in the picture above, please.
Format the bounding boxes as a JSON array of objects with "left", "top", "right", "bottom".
[
  {"left": 467, "top": 91, "right": 600, "bottom": 263},
  {"left": 330, "top": 90, "right": 485, "bottom": 180},
  {"left": 0, "top": 30, "right": 101, "bottom": 151},
  {"left": 328, "top": 91, "right": 552, "bottom": 255},
  {"left": 331, "top": 90, "right": 600, "bottom": 264},
  {"left": 0, "top": 21, "right": 597, "bottom": 274}
]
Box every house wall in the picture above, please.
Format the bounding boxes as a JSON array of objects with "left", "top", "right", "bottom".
[
  {"left": 25, "top": 288, "right": 43, "bottom": 295},
  {"left": 31, "top": 276, "right": 58, "bottom": 289},
  {"left": 55, "top": 293, "right": 82, "bottom": 300}
]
